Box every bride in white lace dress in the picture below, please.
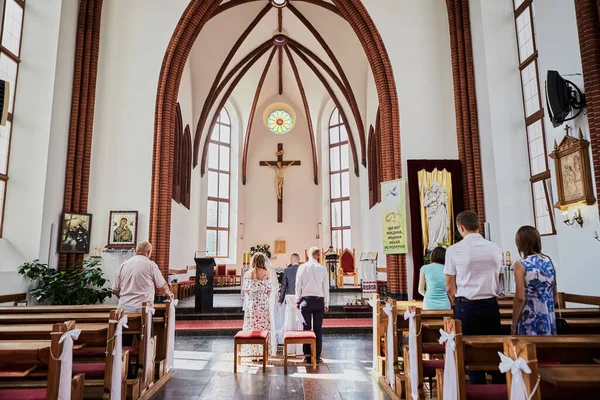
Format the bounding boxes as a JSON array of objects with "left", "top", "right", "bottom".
[{"left": 240, "top": 253, "right": 272, "bottom": 357}]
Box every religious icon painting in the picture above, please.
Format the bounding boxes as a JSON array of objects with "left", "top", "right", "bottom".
[
  {"left": 549, "top": 130, "right": 596, "bottom": 210},
  {"left": 59, "top": 212, "right": 92, "bottom": 254},
  {"left": 274, "top": 240, "right": 286, "bottom": 254},
  {"left": 107, "top": 210, "right": 138, "bottom": 249}
]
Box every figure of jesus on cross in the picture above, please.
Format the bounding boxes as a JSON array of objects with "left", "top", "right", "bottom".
[{"left": 260, "top": 143, "right": 301, "bottom": 222}]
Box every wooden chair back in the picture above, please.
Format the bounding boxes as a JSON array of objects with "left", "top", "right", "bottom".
[
  {"left": 340, "top": 249, "right": 356, "bottom": 274},
  {"left": 216, "top": 264, "right": 226, "bottom": 276},
  {"left": 502, "top": 338, "right": 540, "bottom": 400}
]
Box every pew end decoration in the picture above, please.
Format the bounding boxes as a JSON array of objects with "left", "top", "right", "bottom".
[{"left": 18, "top": 258, "right": 113, "bottom": 305}]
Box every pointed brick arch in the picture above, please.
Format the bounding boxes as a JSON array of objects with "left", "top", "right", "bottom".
[{"left": 151, "top": 0, "right": 408, "bottom": 299}]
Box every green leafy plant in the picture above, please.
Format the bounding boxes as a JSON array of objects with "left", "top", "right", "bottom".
[
  {"left": 18, "top": 258, "right": 113, "bottom": 305},
  {"left": 249, "top": 243, "right": 271, "bottom": 259}
]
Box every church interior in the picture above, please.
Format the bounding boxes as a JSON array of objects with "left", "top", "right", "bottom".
[{"left": 1, "top": 0, "right": 600, "bottom": 399}]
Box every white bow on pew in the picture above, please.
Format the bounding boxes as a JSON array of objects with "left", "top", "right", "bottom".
[
  {"left": 111, "top": 315, "right": 128, "bottom": 400},
  {"left": 368, "top": 298, "right": 379, "bottom": 368},
  {"left": 498, "top": 351, "right": 535, "bottom": 400},
  {"left": 439, "top": 329, "right": 457, "bottom": 400},
  {"left": 382, "top": 304, "right": 395, "bottom": 390},
  {"left": 166, "top": 299, "right": 179, "bottom": 371},
  {"left": 58, "top": 328, "right": 82, "bottom": 400},
  {"left": 404, "top": 309, "right": 419, "bottom": 400}
]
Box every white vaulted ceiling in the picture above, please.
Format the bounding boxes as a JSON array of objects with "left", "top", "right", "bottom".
[{"left": 186, "top": 0, "right": 370, "bottom": 175}]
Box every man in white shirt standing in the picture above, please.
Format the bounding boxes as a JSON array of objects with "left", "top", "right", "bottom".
[
  {"left": 113, "top": 241, "right": 174, "bottom": 313},
  {"left": 444, "top": 211, "right": 504, "bottom": 384},
  {"left": 296, "top": 246, "right": 329, "bottom": 364}
]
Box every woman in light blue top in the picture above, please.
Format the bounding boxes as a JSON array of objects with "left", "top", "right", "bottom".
[{"left": 418, "top": 246, "right": 451, "bottom": 310}]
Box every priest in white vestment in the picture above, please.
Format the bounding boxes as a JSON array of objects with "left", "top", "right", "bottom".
[{"left": 279, "top": 254, "right": 302, "bottom": 354}]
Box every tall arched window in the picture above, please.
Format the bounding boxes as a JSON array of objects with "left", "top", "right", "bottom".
[
  {"left": 513, "top": 0, "right": 555, "bottom": 235},
  {"left": 0, "top": 0, "right": 26, "bottom": 236},
  {"left": 206, "top": 109, "right": 231, "bottom": 257},
  {"left": 329, "top": 108, "right": 351, "bottom": 250}
]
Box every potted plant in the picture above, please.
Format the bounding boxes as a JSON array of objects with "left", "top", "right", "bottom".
[
  {"left": 249, "top": 243, "right": 272, "bottom": 259},
  {"left": 18, "top": 258, "right": 113, "bottom": 305}
]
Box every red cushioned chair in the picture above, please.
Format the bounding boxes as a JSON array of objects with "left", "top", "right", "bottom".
[
  {"left": 227, "top": 269, "right": 240, "bottom": 286},
  {"left": 338, "top": 249, "right": 358, "bottom": 287},
  {"left": 234, "top": 330, "right": 269, "bottom": 373},
  {"left": 283, "top": 330, "right": 317, "bottom": 374}
]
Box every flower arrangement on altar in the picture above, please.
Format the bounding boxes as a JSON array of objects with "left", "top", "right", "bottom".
[{"left": 249, "top": 243, "right": 272, "bottom": 259}]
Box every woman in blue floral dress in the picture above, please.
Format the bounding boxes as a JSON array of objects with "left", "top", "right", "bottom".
[{"left": 511, "top": 226, "right": 557, "bottom": 335}]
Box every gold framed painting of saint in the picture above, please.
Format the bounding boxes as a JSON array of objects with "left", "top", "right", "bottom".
[
  {"left": 417, "top": 168, "right": 454, "bottom": 256},
  {"left": 107, "top": 210, "right": 138, "bottom": 249},
  {"left": 59, "top": 212, "right": 92, "bottom": 254}
]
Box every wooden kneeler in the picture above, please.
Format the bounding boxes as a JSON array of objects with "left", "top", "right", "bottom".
[{"left": 283, "top": 330, "right": 317, "bottom": 374}]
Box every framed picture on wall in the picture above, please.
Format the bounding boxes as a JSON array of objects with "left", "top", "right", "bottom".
[
  {"left": 107, "top": 210, "right": 138, "bottom": 249},
  {"left": 59, "top": 212, "right": 92, "bottom": 254},
  {"left": 274, "top": 240, "right": 286, "bottom": 254}
]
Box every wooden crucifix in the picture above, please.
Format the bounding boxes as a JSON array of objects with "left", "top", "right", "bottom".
[{"left": 259, "top": 143, "right": 301, "bottom": 223}]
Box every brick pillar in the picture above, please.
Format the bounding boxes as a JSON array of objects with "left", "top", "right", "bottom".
[
  {"left": 574, "top": 0, "right": 600, "bottom": 215},
  {"left": 445, "top": 0, "right": 486, "bottom": 224},
  {"left": 60, "top": 0, "right": 104, "bottom": 268}
]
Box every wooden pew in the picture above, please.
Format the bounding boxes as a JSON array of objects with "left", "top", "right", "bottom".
[
  {"left": 0, "top": 321, "right": 85, "bottom": 399},
  {"left": 0, "top": 303, "right": 167, "bottom": 314},
  {"left": 71, "top": 310, "right": 130, "bottom": 399},
  {"left": 0, "top": 293, "right": 27, "bottom": 306},
  {"left": 558, "top": 292, "right": 600, "bottom": 309},
  {"left": 504, "top": 337, "right": 600, "bottom": 399},
  {"left": 436, "top": 317, "right": 600, "bottom": 399},
  {"left": 0, "top": 301, "right": 174, "bottom": 398}
]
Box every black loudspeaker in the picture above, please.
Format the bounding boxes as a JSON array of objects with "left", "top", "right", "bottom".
[
  {"left": 545, "top": 70, "right": 586, "bottom": 128},
  {"left": 0, "top": 80, "right": 9, "bottom": 126}
]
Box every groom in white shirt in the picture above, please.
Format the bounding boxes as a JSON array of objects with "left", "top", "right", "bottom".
[{"left": 296, "top": 246, "right": 329, "bottom": 364}]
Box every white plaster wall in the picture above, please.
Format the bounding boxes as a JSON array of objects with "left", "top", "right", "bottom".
[
  {"left": 534, "top": 0, "right": 600, "bottom": 296},
  {"left": 469, "top": 0, "right": 534, "bottom": 253},
  {"left": 88, "top": 0, "right": 190, "bottom": 282},
  {"left": 39, "top": 0, "right": 79, "bottom": 269},
  {"left": 169, "top": 60, "right": 199, "bottom": 271},
  {"left": 0, "top": 0, "right": 65, "bottom": 295}
]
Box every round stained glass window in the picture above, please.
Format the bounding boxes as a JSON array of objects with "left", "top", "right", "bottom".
[{"left": 267, "top": 110, "right": 293, "bottom": 134}]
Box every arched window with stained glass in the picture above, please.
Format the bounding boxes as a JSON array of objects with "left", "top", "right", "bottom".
[
  {"left": 329, "top": 108, "right": 351, "bottom": 250},
  {"left": 206, "top": 109, "right": 231, "bottom": 257}
]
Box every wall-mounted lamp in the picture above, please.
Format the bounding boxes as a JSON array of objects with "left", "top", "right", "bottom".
[
  {"left": 240, "top": 222, "right": 244, "bottom": 240},
  {"left": 562, "top": 208, "right": 584, "bottom": 228},
  {"left": 594, "top": 231, "right": 600, "bottom": 242},
  {"left": 316, "top": 222, "right": 321, "bottom": 239}
]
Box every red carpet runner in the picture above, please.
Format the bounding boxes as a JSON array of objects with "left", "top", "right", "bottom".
[{"left": 176, "top": 318, "right": 372, "bottom": 331}]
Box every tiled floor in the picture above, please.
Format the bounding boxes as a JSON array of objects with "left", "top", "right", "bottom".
[
  {"left": 177, "top": 292, "right": 364, "bottom": 309},
  {"left": 151, "top": 334, "right": 392, "bottom": 400}
]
